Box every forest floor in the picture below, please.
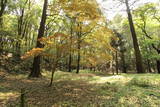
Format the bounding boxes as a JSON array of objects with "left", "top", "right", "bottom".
[{"left": 0, "top": 69, "right": 160, "bottom": 107}]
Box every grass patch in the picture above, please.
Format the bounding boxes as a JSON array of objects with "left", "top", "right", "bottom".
[{"left": 1, "top": 71, "right": 160, "bottom": 107}]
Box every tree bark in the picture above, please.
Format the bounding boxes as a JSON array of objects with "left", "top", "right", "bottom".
[
  {"left": 0, "top": 0, "right": 7, "bottom": 26},
  {"left": 68, "top": 24, "right": 73, "bottom": 72},
  {"left": 76, "top": 38, "right": 81, "bottom": 74},
  {"left": 16, "top": 0, "right": 28, "bottom": 57},
  {"left": 121, "top": 52, "right": 127, "bottom": 73},
  {"left": 147, "top": 60, "right": 152, "bottom": 73},
  {"left": 76, "top": 23, "right": 82, "bottom": 74},
  {"left": 152, "top": 45, "right": 160, "bottom": 73},
  {"left": 111, "top": 53, "right": 115, "bottom": 75},
  {"left": 136, "top": 12, "right": 160, "bottom": 73},
  {"left": 29, "top": 0, "right": 48, "bottom": 77},
  {"left": 0, "top": 0, "right": 7, "bottom": 53},
  {"left": 49, "top": 62, "right": 56, "bottom": 87},
  {"left": 68, "top": 53, "right": 72, "bottom": 72},
  {"left": 125, "top": 0, "right": 144, "bottom": 73},
  {"left": 115, "top": 51, "right": 119, "bottom": 74},
  {"left": 157, "top": 60, "right": 160, "bottom": 74}
]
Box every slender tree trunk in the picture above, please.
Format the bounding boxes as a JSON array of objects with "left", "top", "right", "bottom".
[
  {"left": 49, "top": 41, "right": 59, "bottom": 86},
  {"left": 18, "top": 9, "right": 24, "bottom": 36},
  {"left": 0, "top": 0, "right": 7, "bottom": 26},
  {"left": 68, "top": 53, "right": 72, "bottom": 72},
  {"left": 137, "top": 17, "right": 159, "bottom": 73},
  {"left": 121, "top": 52, "right": 127, "bottom": 73},
  {"left": 29, "top": 0, "right": 48, "bottom": 77},
  {"left": 76, "top": 39, "right": 81, "bottom": 74},
  {"left": 157, "top": 60, "right": 160, "bottom": 74},
  {"left": 152, "top": 45, "right": 160, "bottom": 73},
  {"left": 147, "top": 60, "right": 152, "bottom": 73},
  {"left": 16, "top": 0, "right": 28, "bottom": 57},
  {"left": 125, "top": 0, "right": 144, "bottom": 73},
  {"left": 0, "top": 0, "right": 7, "bottom": 53},
  {"left": 76, "top": 23, "right": 82, "bottom": 74},
  {"left": 20, "top": 88, "right": 25, "bottom": 107},
  {"left": 0, "top": 37, "right": 3, "bottom": 53},
  {"left": 115, "top": 51, "right": 119, "bottom": 75},
  {"left": 68, "top": 25, "right": 73, "bottom": 72},
  {"left": 111, "top": 53, "right": 115, "bottom": 75},
  {"left": 15, "top": 42, "right": 21, "bottom": 58},
  {"left": 93, "top": 67, "right": 96, "bottom": 72},
  {"left": 49, "top": 62, "right": 56, "bottom": 87}
]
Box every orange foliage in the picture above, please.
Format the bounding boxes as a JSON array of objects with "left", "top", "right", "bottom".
[
  {"left": 21, "top": 32, "right": 69, "bottom": 60},
  {"left": 21, "top": 48, "right": 44, "bottom": 59}
]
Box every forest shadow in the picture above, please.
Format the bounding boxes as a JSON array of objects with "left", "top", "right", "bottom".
[
  {"left": 0, "top": 74, "right": 113, "bottom": 107},
  {"left": 1, "top": 71, "right": 160, "bottom": 107}
]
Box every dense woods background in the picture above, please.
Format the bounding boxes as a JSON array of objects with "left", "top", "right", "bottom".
[{"left": 0, "top": 0, "right": 160, "bottom": 106}]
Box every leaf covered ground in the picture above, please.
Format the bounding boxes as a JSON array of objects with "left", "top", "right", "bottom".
[{"left": 0, "top": 70, "right": 160, "bottom": 107}]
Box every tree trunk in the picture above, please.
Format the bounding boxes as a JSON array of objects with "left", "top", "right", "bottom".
[
  {"left": 157, "top": 60, "right": 160, "bottom": 74},
  {"left": 125, "top": 0, "right": 144, "bottom": 73},
  {"left": 49, "top": 62, "right": 56, "bottom": 87},
  {"left": 137, "top": 15, "right": 160, "bottom": 73},
  {"left": 29, "top": 56, "right": 41, "bottom": 77},
  {"left": 68, "top": 53, "right": 72, "bottom": 72},
  {"left": 68, "top": 25, "right": 73, "bottom": 72},
  {"left": 49, "top": 43, "right": 59, "bottom": 86},
  {"left": 0, "top": 0, "right": 7, "bottom": 26},
  {"left": 20, "top": 88, "right": 25, "bottom": 107},
  {"left": 121, "top": 52, "right": 127, "bottom": 73},
  {"left": 147, "top": 60, "right": 152, "bottom": 73},
  {"left": 0, "top": 0, "right": 7, "bottom": 53},
  {"left": 76, "top": 40, "right": 81, "bottom": 74},
  {"left": 111, "top": 54, "right": 114, "bottom": 75},
  {"left": 152, "top": 45, "right": 160, "bottom": 73},
  {"left": 115, "top": 51, "right": 119, "bottom": 75},
  {"left": 29, "top": 0, "right": 48, "bottom": 77},
  {"left": 15, "top": 42, "right": 21, "bottom": 58},
  {"left": 76, "top": 23, "right": 82, "bottom": 74},
  {"left": 16, "top": 0, "right": 28, "bottom": 57}
]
